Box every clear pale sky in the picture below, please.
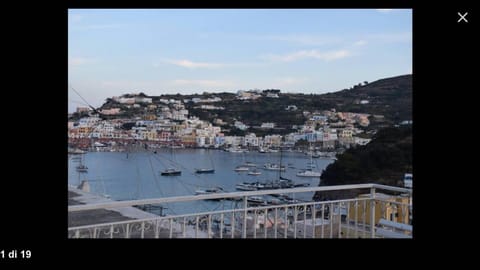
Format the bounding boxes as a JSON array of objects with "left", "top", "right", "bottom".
[{"left": 68, "top": 9, "right": 412, "bottom": 113}]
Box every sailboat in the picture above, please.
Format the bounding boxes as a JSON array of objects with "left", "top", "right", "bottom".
[
  {"left": 161, "top": 168, "right": 181, "bottom": 176},
  {"left": 195, "top": 149, "right": 215, "bottom": 174},
  {"left": 75, "top": 154, "right": 88, "bottom": 172},
  {"left": 296, "top": 143, "right": 321, "bottom": 177},
  {"left": 234, "top": 150, "right": 251, "bottom": 172},
  {"left": 195, "top": 168, "right": 215, "bottom": 174},
  {"left": 160, "top": 141, "right": 181, "bottom": 176}
]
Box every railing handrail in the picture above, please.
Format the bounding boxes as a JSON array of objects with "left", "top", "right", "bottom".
[
  {"left": 68, "top": 196, "right": 372, "bottom": 231},
  {"left": 68, "top": 183, "right": 411, "bottom": 212}
]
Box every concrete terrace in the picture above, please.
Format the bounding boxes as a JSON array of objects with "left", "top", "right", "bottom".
[{"left": 68, "top": 186, "right": 207, "bottom": 238}]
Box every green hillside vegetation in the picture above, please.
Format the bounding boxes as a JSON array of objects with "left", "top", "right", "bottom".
[
  {"left": 313, "top": 126, "right": 412, "bottom": 200},
  {"left": 90, "top": 74, "right": 411, "bottom": 134}
]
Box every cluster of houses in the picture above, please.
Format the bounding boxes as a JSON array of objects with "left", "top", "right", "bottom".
[{"left": 68, "top": 93, "right": 373, "bottom": 149}]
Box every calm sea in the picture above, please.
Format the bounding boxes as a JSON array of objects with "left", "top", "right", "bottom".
[{"left": 68, "top": 149, "right": 334, "bottom": 215}]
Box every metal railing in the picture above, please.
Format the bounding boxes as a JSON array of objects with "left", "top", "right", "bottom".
[{"left": 68, "top": 184, "right": 412, "bottom": 238}]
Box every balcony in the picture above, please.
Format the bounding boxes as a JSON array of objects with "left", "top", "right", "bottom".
[{"left": 68, "top": 184, "right": 412, "bottom": 238}]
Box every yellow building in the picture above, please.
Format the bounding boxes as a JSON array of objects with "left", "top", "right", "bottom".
[
  {"left": 348, "top": 193, "right": 410, "bottom": 225},
  {"left": 144, "top": 130, "right": 157, "bottom": 141},
  {"left": 180, "top": 134, "right": 196, "bottom": 146},
  {"left": 77, "top": 127, "right": 93, "bottom": 137},
  {"left": 172, "top": 123, "right": 186, "bottom": 132},
  {"left": 143, "top": 114, "right": 157, "bottom": 121}
]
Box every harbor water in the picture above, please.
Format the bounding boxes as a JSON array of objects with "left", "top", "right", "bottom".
[{"left": 68, "top": 149, "right": 335, "bottom": 215}]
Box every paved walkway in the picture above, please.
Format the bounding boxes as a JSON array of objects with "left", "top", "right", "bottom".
[
  {"left": 68, "top": 187, "right": 159, "bottom": 227},
  {"left": 68, "top": 186, "right": 207, "bottom": 238}
]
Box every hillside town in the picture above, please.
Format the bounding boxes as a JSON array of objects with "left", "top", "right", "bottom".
[{"left": 68, "top": 92, "right": 373, "bottom": 152}]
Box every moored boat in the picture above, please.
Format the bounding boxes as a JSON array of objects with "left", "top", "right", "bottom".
[
  {"left": 195, "top": 168, "right": 215, "bottom": 174},
  {"left": 161, "top": 168, "right": 181, "bottom": 176},
  {"left": 296, "top": 169, "right": 321, "bottom": 177}
]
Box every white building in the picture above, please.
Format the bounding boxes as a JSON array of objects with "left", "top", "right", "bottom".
[
  {"left": 266, "top": 93, "right": 279, "bottom": 98},
  {"left": 78, "top": 116, "right": 101, "bottom": 127},
  {"left": 261, "top": 122, "right": 275, "bottom": 129},
  {"left": 196, "top": 136, "right": 206, "bottom": 147},
  {"left": 135, "top": 97, "right": 152, "bottom": 103},
  {"left": 100, "top": 108, "right": 121, "bottom": 115},
  {"left": 234, "top": 121, "right": 248, "bottom": 131},
  {"left": 118, "top": 97, "right": 135, "bottom": 104},
  {"left": 244, "top": 133, "right": 259, "bottom": 147}
]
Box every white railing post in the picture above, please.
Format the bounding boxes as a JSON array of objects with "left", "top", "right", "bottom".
[
  {"left": 370, "top": 187, "right": 376, "bottom": 238},
  {"left": 274, "top": 208, "right": 278, "bottom": 239},
  {"left": 321, "top": 204, "right": 325, "bottom": 238},
  {"left": 338, "top": 202, "right": 342, "bottom": 238},
  {"left": 303, "top": 205, "right": 307, "bottom": 238},
  {"left": 354, "top": 201, "right": 358, "bottom": 238},
  {"left": 195, "top": 216, "right": 199, "bottom": 238},
  {"left": 231, "top": 212, "right": 235, "bottom": 238},
  {"left": 243, "top": 196, "right": 247, "bottom": 238},
  {"left": 220, "top": 213, "right": 224, "bottom": 239},
  {"left": 253, "top": 210, "right": 257, "bottom": 239},
  {"left": 329, "top": 202, "right": 333, "bottom": 238},
  {"left": 182, "top": 217, "right": 186, "bottom": 238},
  {"left": 312, "top": 204, "right": 316, "bottom": 238},
  {"left": 208, "top": 214, "right": 212, "bottom": 238},
  {"left": 264, "top": 209, "right": 268, "bottom": 239},
  {"left": 293, "top": 206, "right": 297, "bottom": 238}
]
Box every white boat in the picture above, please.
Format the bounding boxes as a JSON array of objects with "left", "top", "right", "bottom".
[
  {"left": 248, "top": 169, "right": 262, "bottom": 176},
  {"left": 234, "top": 166, "right": 249, "bottom": 172},
  {"left": 235, "top": 182, "right": 265, "bottom": 191},
  {"left": 226, "top": 147, "right": 246, "bottom": 153},
  {"left": 296, "top": 169, "right": 321, "bottom": 177},
  {"left": 195, "top": 187, "right": 224, "bottom": 195},
  {"left": 235, "top": 183, "right": 257, "bottom": 191},
  {"left": 263, "top": 163, "right": 285, "bottom": 171},
  {"left": 195, "top": 149, "right": 215, "bottom": 174},
  {"left": 161, "top": 142, "right": 182, "bottom": 176},
  {"left": 68, "top": 148, "right": 86, "bottom": 154},
  {"left": 298, "top": 144, "right": 321, "bottom": 177},
  {"left": 247, "top": 196, "right": 266, "bottom": 205},
  {"left": 161, "top": 168, "right": 181, "bottom": 176}
]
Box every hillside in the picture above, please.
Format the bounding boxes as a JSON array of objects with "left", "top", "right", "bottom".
[
  {"left": 188, "top": 74, "right": 411, "bottom": 132},
  {"left": 92, "top": 74, "right": 411, "bottom": 134},
  {"left": 313, "top": 125, "right": 412, "bottom": 200},
  {"left": 321, "top": 74, "right": 412, "bottom": 124}
]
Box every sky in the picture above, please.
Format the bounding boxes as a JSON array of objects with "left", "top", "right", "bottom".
[{"left": 68, "top": 9, "right": 412, "bottom": 113}]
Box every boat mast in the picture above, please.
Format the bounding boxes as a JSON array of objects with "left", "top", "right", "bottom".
[{"left": 278, "top": 146, "right": 282, "bottom": 181}]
